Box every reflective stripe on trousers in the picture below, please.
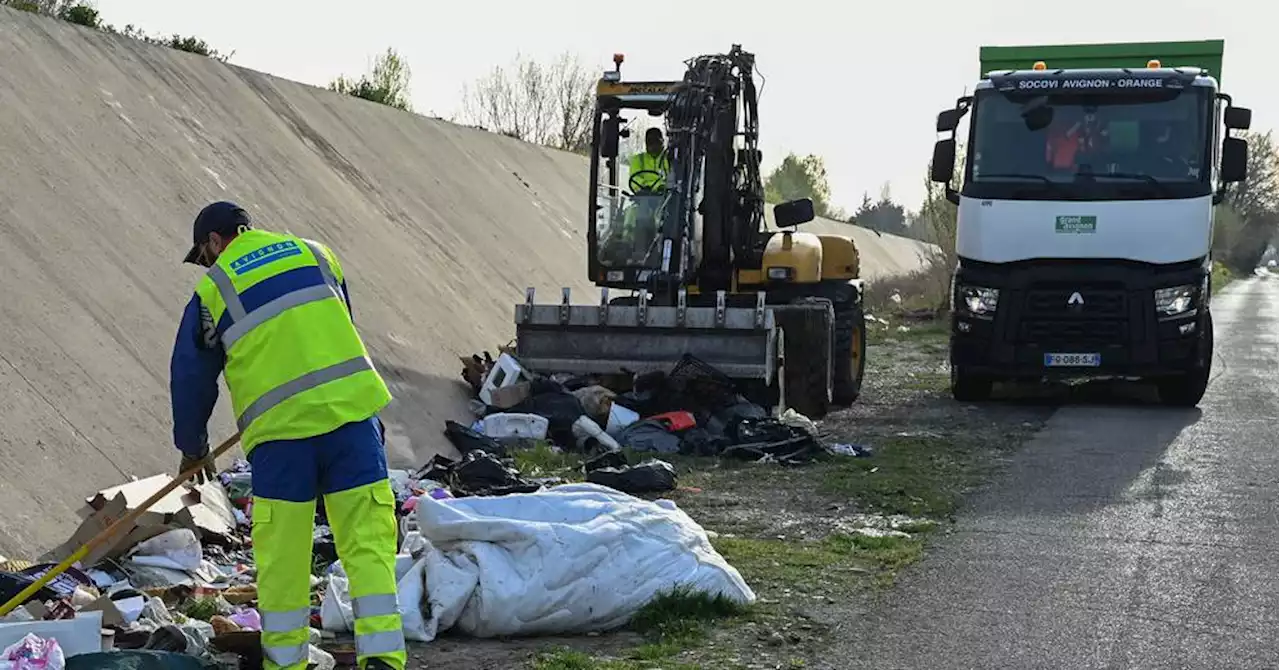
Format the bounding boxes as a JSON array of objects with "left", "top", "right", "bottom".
[
  {"left": 259, "top": 606, "right": 311, "bottom": 667},
  {"left": 206, "top": 239, "right": 373, "bottom": 432},
  {"left": 353, "top": 593, "right": 406, "bottom": 658}
]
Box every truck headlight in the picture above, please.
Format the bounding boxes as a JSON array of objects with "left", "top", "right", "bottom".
[
  {"left": 1154, "top": 284, "right": 1196, "bottom": 318},
  {"left": 958, "top": 285, "right": 999, "bottom": 318}
]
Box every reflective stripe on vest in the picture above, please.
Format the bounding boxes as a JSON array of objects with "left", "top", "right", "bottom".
[{"left": 204, "top": 238, "right": 373, "bottom": 434}]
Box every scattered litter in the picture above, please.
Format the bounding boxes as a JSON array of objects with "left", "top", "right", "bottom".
[
  {"left": 829, "top": 443, "right": 874, "bottom": 458},
  {"left": 1, "top": 633, "right": 65, "bottom": 670}
]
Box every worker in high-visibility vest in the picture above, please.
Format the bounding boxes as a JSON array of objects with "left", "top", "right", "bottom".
[
  {"left": 170, "top": 201, "right": 405, "bottom": 670},
  {"left": 628, "top": 127, "right": 671, "bottom": 192},
  {"left": 620, "top": 127, "right": 671, "bottom": 260}
]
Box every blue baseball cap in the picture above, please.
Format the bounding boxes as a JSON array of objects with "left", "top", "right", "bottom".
[{"left": 183, "top": 201, "right": 251, "bottom": 265}]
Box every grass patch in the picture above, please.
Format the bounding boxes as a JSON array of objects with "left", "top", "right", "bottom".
[
  {"left": 511, "top": 442, "right": 583, "bottom": 478},
  {"left": 818, "top": 436, "right": 977, "bottom": 519},
  {"left": 629, "top": 585, "right": 748, "bottom": 645},
  {"left": 528, "top": 587, "right": 747, "bottom": 670},
  {"left": 713, "top": 533, "right": 924, "bottom": 592},
  {"left": 865, "top": 316, "right": 949, "bottom": 346}
]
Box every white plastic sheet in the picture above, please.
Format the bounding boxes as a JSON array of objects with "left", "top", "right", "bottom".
[{"left": 322, "top": 483, "right": 754, "bottom": 642}]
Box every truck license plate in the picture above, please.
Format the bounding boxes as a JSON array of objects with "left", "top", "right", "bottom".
[{"left": 1044, "top": 353, "right": 1101, "bottom": 367}]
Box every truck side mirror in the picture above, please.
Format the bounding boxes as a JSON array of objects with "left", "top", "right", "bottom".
[
  {"left": 1221, "top": 137, "right": 1248, "bottom": 183},
  {"left": 774, "top": 198, "right": 815, "bottom": 227},
  {"left": 930, "top": 139, "right": 956, "bottom": 184},
  {"left": 1224, "top": 106, "right": 1252, "bottom": 131},
  {"left": 936, "top": 108, "right": 963, "bottom": 132}
]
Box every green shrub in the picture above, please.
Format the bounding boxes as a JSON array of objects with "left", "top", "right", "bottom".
[{"left": 57, "top": 3, "right": 97, "bottom": 27}]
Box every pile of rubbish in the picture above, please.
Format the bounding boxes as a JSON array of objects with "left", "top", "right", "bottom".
[
  {"left": 0, "top": 351, "right": 863, "bottom": 667},
  {"left": 453, "top": 348, "right": 838, "bottom": 497},
  {"left": 0, "top": 351, "right": 796, "bottom": 668}
]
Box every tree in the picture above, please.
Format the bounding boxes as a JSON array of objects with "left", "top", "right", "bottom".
[
  {"left": 460, "top": 51, "right": 595, "bottom": 153},
  {"left": 913, "top": 142, "right": 967, "bottom": 308},
  {"left": 330, "top": 47, "right": 413, "bottom": 112},
  {"left": 849, "top": 182, "right": 908, "bottom": 236},
  {"left": 765, "top": 153, "right": 833, "bottom": 218},
  {"left": 1217, "top": 130, "right": 1279, "bottom": 273}
]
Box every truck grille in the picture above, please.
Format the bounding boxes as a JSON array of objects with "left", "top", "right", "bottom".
[
  {"left": 1024, "top": 288, "right": 1127, "bottom": 318},
  {"left": 1016, "top": 285, "right": 1130, "bottom": 345},
  {"left": 1020, "top": 319, "right": 1127, "bottom": 344}
]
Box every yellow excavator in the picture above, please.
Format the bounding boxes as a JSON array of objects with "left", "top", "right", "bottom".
[{"left": 512, "top": 45, "right": 867, "bottom": 419}]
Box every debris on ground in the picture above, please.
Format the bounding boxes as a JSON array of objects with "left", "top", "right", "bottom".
[{"left": 0, "top": 350, "right": 824, "bottom": 666}]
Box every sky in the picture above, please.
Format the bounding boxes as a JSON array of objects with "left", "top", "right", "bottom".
[{"left": 95, "top": 0, "right": 1279, "bottom": 214}]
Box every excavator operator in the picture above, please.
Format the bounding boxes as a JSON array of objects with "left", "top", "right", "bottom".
[
  {"left": 616, "top": 127, "right": 671, "bottom": 262},
  {"left": 629, "top": 127, "right": 670, "bottom": 191}
]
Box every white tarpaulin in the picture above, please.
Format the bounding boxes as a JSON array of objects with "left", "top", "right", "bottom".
[{"left": 322, "top": 483, "right": 754, "bottom": 642}]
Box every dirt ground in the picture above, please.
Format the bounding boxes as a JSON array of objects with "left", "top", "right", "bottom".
[{"left": 402, "top": 319, "right": 1055, "bottom": 670}]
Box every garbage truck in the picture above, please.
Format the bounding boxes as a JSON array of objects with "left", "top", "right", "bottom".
[{"left": 929, "top": 39, "right": 1252, "bottom": 406}]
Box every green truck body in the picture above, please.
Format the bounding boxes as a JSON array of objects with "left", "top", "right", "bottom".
[{"left": 979, "top": 40, "right": 1225, "bottom": 84}]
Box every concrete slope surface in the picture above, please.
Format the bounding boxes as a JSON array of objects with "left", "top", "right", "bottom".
[
  {"left": 833, "top": 277, "right": 1279, "bottom": 670},
  {"left": 0, "top": 7, "right": 929, "bottom": 556}
]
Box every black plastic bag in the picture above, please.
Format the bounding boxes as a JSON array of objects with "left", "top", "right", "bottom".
[
  {"left": 452, "top": 451, "right": 541, "bottom": 497},
  {"left": 444, "top": 420, "right": 506, "bottom": 456},
  {"left": 587, "top": 458, "right": 677, "bottom": 494}
]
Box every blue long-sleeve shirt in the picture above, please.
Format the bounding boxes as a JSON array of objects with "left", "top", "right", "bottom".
[{"left": 169, "top": 278, "right": 352, "bottom": 457}]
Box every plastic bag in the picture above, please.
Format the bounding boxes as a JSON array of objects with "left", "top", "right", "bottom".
[{"left": 1, "top": 633, "right": 65, "bottom": 670}]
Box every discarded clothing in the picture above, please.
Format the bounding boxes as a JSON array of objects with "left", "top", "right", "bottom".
[{"left": 615, "top": 420, "right": 682, "bottom": 454}]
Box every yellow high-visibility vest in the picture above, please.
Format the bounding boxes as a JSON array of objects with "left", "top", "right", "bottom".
[
  {"left": 193, "top": 229, "right": 391, "bottom": 453},
  {"left": 629, "top": 151, "right": 670, "bottom": 191}
]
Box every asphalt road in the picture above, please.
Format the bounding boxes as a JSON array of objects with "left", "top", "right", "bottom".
[{"left": 838, "top": 276, "right": 1279, "bottom": 670}]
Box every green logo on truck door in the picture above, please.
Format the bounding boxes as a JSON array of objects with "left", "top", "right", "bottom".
[{"left": 1055, "top": 215, "right": 1097, "bottom": 234}]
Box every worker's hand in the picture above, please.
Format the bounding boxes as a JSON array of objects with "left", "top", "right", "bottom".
[{"left": 179, "top": 446, "right": 216, "bottom": 485}]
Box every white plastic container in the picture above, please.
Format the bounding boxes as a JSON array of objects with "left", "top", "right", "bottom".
[
  {"left": 572, "top": 415, "right": 621, "bottom": 451},
  {"left": 478, "top": 353, "right": 529, "bottom": 405},
  {"left": 605, "top": 403, "right": 639, "bottom": 435},
  {"left": 481, "top": 412, "right": 550, "bottom": 440}
]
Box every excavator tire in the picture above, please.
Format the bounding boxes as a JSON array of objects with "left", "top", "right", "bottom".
[
  {"left": 776, "top": 298, "right": 834, "bottom": 420},
  {"left": 831, "top": 297, "right": 867, "bottom": 407}
]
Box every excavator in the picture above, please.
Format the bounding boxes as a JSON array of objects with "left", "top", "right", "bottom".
[{"left": 512, "top": 45, "right": 867, "bottom": 419}]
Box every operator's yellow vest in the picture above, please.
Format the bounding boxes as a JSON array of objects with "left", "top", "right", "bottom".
[
  {"left": 194, "top": 229, "right": 391, "bottom": 454},
  {"left": 629, "top": 152, "right": 670, "bottom": 190}
]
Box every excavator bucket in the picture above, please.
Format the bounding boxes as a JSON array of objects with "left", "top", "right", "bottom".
[{"left": 513, "top": 287, "right": 779, "bottom": 383}]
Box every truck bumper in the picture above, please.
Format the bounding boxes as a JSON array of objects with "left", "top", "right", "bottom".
[
  {"left": 949, "top": 257, "right": 1209, "bottom": 380},
  {"left": 950, "top": 310, "right": 1204, "bottom": 379}
]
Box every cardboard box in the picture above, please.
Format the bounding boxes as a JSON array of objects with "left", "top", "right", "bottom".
[
  {"left": 48, "top": 474, "right": 237, "bottom": 568},
  {"left": 488, "top": 381, "right": 532, "bottom": 409}
]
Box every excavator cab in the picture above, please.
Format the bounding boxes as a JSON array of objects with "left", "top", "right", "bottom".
[{"left": 588, "top": 64, "right": 684, "bottom": 285}]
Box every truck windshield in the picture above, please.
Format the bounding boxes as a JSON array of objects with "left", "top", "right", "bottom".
[{"left": 965, "top": 87, "right": 1212, "bottom": 199}]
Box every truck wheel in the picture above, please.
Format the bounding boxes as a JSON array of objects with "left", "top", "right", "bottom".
[
  {"left": 951, "top": 365, "right": 993, "bottom": 402},
  {"left": 777, "top": 298, "right": 834, "bottom": 420},
  {"left": 831, "top": 298, "right": 867, "bottom": 407},
  {"left": 1157, "top": 310, "right": 1213, "bottom": 407}
]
